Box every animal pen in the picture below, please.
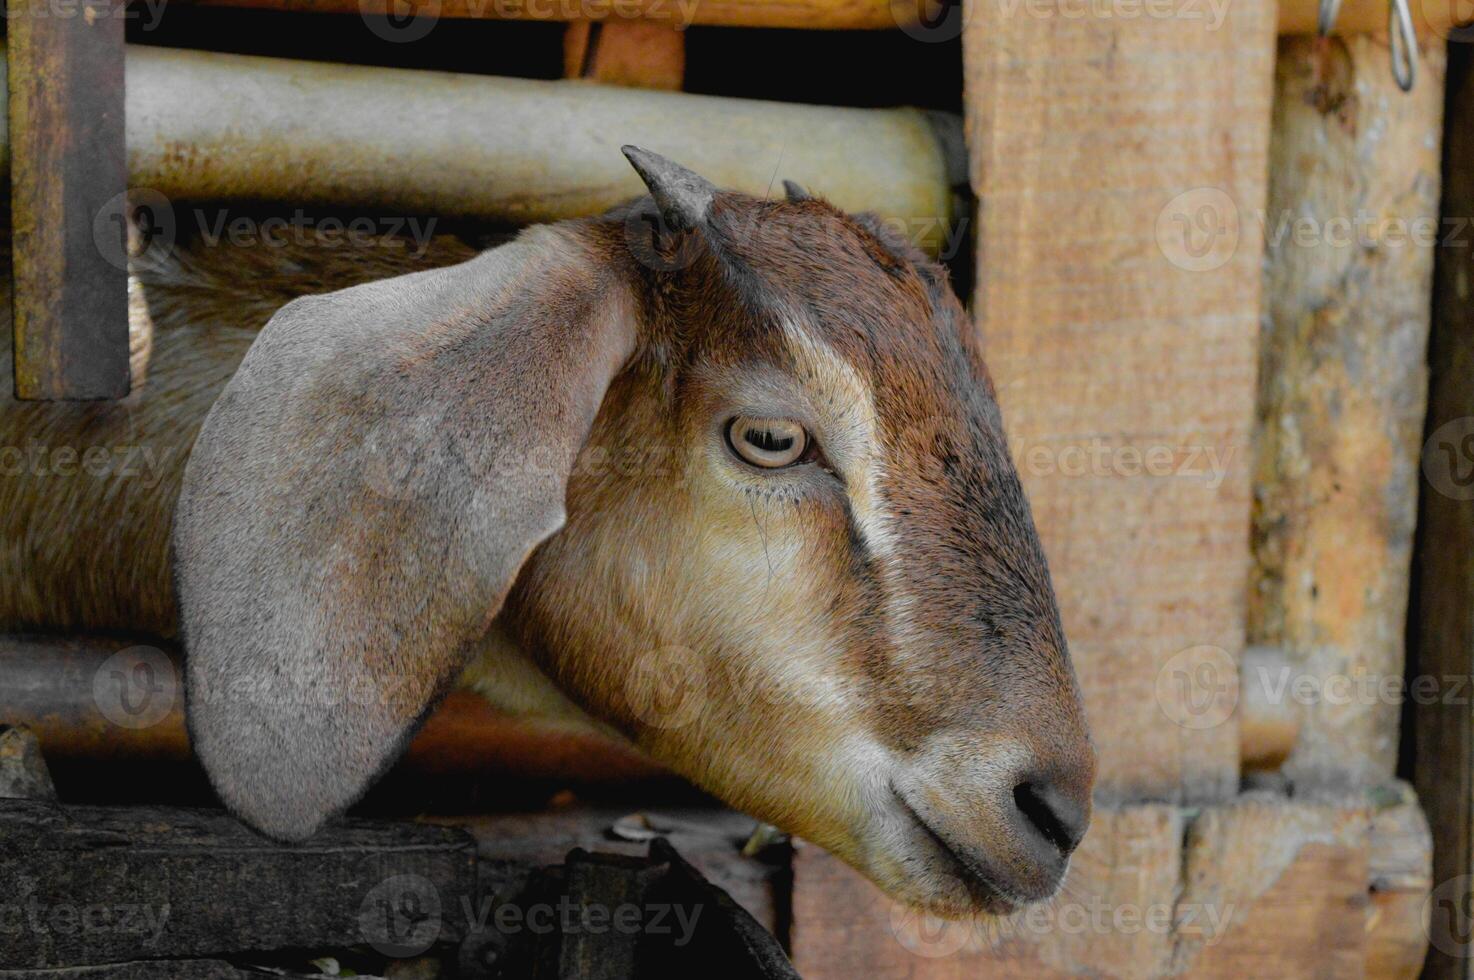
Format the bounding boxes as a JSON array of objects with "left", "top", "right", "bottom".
[{"left": 2, "top": 0, "right": 1473, "bottom": 974}]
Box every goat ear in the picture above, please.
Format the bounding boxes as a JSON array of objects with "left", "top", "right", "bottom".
[{"left": 174, "top": 224, "right": 636, "bottom": 841}]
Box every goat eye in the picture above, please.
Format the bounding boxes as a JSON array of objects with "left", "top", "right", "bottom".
[{"left": 725, "top": 416, "right": 809, "bottom": 468}]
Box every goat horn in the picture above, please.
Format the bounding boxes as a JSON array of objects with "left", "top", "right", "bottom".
[
  {"left": 782, "top": 179, "right": 812, "bottom": 202},
  {"left": 621, "top": 145, "right": 715, "bottom": 231}
]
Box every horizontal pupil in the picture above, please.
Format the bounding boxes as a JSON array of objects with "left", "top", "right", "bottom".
[{"left": 745, "top": 427, "right": 794, "bottom": 453}]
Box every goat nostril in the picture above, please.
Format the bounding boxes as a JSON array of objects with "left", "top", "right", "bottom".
[{"left": 1013, "top": 781, "right": 1086, "bottom": 856}]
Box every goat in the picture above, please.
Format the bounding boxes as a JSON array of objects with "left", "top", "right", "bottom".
[{"left": 0, "top": 149, "right": 1094, "bottom": 918}]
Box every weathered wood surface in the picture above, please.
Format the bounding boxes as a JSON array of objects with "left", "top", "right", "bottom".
[
  {"left": 0, "top": 44, "right": 959, "bottom": 255},
  {"left": 1412, "top": 38, "right": 1474, "bottom": 980},
  {"left": 1367, "top": 783, "right": 1434, "bottom": 980},
  {"left": 0, "top": 962, "right": 259, "bottom": 979},
  {"left": 964, "top": 0, "right": 1276, "bottom": 803},
  {"left": 0, "top": 799, "right": 481, "bottom": 969},
  {"left": 1278, "top": 0, "right": 1471, "bottom": 35},
  {"left": 165, "top": 0, "right": 917, "bottom": 29},
  {"left": 8, "top": 0, "right": 128, "bottom": 400},
  {"left": 564, "top": 21, "right": 684, "bottom": 90},
  {"left": 1239, "top": 644, "right": 1301, "bottom": 772},
  {"left": 1250, "top": 34, "right": 1445, "bottom": 789},
  {"left": 144, "top": 0, "right": 1474, "bottom": 35},
  {"left": 437, "top": 807, "right": 787, "bottom": 934},
  {"left": 791, "top": 790, "right": 1428, "bottom": 978},
  {"left": 0, "top": 726, "right": 57, "bottom": 801}
]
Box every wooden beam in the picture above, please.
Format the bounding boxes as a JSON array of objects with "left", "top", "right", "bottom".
[
  {"left": 159, "top": 0, "right": 1472, "bottom": 36},
  {"left": 165, "top": 0, "right": 914, "bottom": 29},
  {"left": 8, "top": 0, "right": 128, "bottom": 400},
  {"left": 964, "top": 0, "right": 1276, "bottom": 802},
  {"left": 0, "top": 43, "right": 960, "bottom": 255},
  {"left": 1249, "top": 34, "right": 1445, "bottom": 788},
  {"left": 564, "top": 21, "right": 684, "bottom": 90},
  {"left": 0, "top": 799, "right": 481, "bottom": 969},
  {"left": 1412, "top": 37, "right": 1474, "bottom": 980},
  {"left": 0, "top": 635, "right": 665, "bottom": 781}
]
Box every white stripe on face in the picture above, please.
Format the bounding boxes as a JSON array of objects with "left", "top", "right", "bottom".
[{"left": 779, "top": 318, "right": 922, "bottom": 656}]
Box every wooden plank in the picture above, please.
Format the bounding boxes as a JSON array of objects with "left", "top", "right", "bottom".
[
  {"left": 791, "top": 793, "right": 1425, "bottom": 978},
  {"left": 149, "top": 0, "right": 1474, "bottom": 36},
  {"left": 564, "top": 22, "right": 684, "bottom": 90},
  {"left": 963, "top": 0, "right": 1276, "bottom": 803},
  {"left": 1249, "top": 34, "right": 1445, "bottom": 789},
  {"left": 439, "top": 807, "right": 787, "bottom": 935},
  {"left": 1168, "top": 796, "right": 1368, "bottom": 976},
  {"left": 1412, "top": 36, "right": 1474, "bottom": 980},
  {"left": 8, "top": 0, "right": 128, "bottom": 400},
  {"left": 0, "top": 799, "right": 480, "bottom": 969},
  {"left": 1366, "top": 784, "right": 1434, "bottom": 980},
  {"left": 791, "top": 806, "right": 1186, "bottom": 978},
  {"left": 163, "top": 0, "right": 913, "bottom": 29},
  {"left": 0, "top": 962, "right": 258, "bottom": 979}
]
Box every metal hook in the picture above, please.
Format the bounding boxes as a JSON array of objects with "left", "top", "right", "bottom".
[
  {"left": 1318, "top": 0, "right": 1342, "bottom": 35},
  {"left": 1390, "top": 0, "right": 1417, "bottom": 91}
]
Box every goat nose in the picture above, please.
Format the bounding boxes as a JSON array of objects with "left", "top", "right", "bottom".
[{"left": 1012, "top": 775, "right": 1090, "bottom": 857}]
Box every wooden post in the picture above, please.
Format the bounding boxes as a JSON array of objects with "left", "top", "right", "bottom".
[
  {"left": 8, "top": 0, "right": 129, "bottom": 400},
  {"left": 1249, "top": 35, "right": 1446, "bottom": 789},
  {"left": 965, "top": 0, "right": 1277, "bottom": 802},
  {"left": 1412, "top": 38, "right": 1474, "bottom": 980},
  {"left": 564, "top": 21, "right": 684, "bottom": 90}
]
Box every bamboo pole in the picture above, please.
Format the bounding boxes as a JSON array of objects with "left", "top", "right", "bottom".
[{"left": 0, "top": 45, "right": 959, "bottom": 252}]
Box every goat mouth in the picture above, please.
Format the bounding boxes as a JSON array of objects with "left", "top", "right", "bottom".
[{"left": 889, "top": 786, "right": 1028, "bottom": 915}]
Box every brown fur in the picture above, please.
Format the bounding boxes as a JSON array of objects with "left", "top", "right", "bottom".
[{"left": 0, "top": 182, "right": 1093, "bottom": 917}]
